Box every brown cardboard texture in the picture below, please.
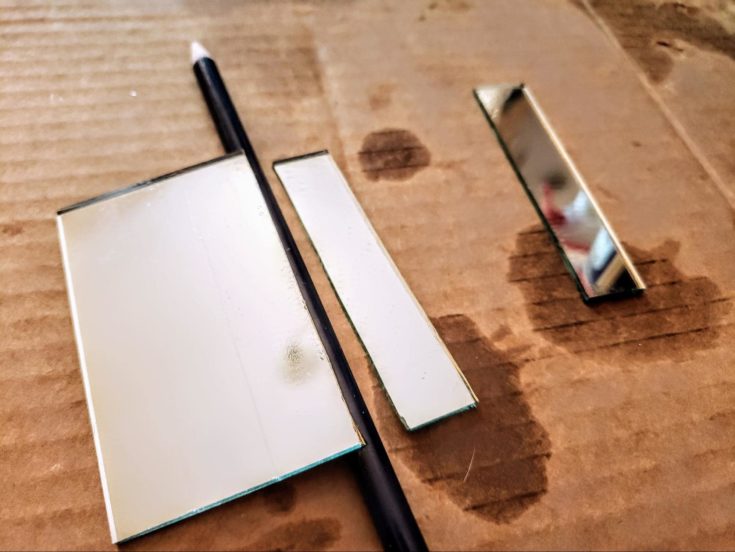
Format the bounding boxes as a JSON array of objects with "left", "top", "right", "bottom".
[{"left": 1, "top": 0, "right": 734, "bottom": 549}]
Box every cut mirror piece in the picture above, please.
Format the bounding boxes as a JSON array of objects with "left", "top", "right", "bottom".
[
  {"left": 475, "top": 84, "right": 646, "bottom": 303},
  {"left": 57, "top": 153, "right": 363, "bottom": 543},
  {"left": 273, "top": 152, "right": 477, "bottom": 431}
]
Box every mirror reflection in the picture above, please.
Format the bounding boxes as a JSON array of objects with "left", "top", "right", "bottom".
[{"left": 475, "top": 84, "right": 645, "bottom": 303}]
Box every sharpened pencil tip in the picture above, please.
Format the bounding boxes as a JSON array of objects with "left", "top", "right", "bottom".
[{"left": 190, "top": 41, "right": 211, "bottom": 64}]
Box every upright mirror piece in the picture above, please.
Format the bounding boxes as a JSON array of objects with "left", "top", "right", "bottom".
[
  {"left": 475, "top": 84, "right": 645, "bottom": 303},
  {"left": 57, "top": 153, "right": 363, "bottom": 543}
]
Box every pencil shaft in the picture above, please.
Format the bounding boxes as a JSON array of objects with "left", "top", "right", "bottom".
[
  {"left": 193, "top": 58, "right": 253, "bottom": 155},
  {"left": 193, "top": 56, "right": 427, "bottom": 551}
]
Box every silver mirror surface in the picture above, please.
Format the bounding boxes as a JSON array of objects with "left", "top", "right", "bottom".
[
  {"left": 475, "top": 84, "right": 645, "bottom": 303},
  {"left": 274, "top": 152, "right": 477, "bottom": 431},
  {"left": 57, "top": 153, "right": 362, "bottom": 543}
]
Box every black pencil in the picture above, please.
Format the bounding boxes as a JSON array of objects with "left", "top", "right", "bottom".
[{"left": 190, "top": 42, "right": 427, "bottom": 551}]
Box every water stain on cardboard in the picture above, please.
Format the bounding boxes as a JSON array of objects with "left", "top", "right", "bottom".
[
  {"left": 260, "top": 481, "right": 297, "bottom": 514},
  {"left": 358, "top": 129, "right": 431, "bottom": 181},
  {"left": 1, "top": 223, "right": 23, "bottom": 236},
  {"left": 246, "top": 518, "right": 341, "bottom": 550},
  {"left": 509, "top": 225, "right": 732, "bottom": 360},
  {"left": 121, "top": 486, "right": 313, "bottom": 550},
  {"left": 427, "top": 0, "right": 471, "bottom": 12},
  {"left": 583, "top": 0, "right": 735, "bottom": 82},
  {"left": 368, "top": 83, "right": 395, "bottom": 111},
  {"left": 385, "top": 314, "right": 550, "bottom": 523}
]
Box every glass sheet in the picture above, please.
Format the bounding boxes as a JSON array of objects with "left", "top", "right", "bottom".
[
  {"left": 57, "top": 153, "right": 362, "bottom": 542},
  {"left": 475, "top": 84, "right": 645, "bottom": 303},
  {"left": 274, "top": 152, "right": 477, "bottom": 431}
]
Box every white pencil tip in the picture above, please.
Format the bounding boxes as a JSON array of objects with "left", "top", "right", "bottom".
[{"left": 190, "top": 41, "right": 211, "bottom": 64}]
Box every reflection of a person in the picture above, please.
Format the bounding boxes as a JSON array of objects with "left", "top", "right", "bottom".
[
  {"left": 541, "top": 176, "right": 599, "bottom": 249},
  {"left": 490, "top": 85, "right": 635, "bottom": 297},
  {"left": 541, "top": 180, "right": 625, "bottom": 295}
]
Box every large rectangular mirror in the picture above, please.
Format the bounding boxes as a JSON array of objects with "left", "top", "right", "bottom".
[
  {"left": 57, "top": 153, "right": 363, "bottom": 542},
  {"left": 475, "top": 84, "right": 645, "bottom": 303}
]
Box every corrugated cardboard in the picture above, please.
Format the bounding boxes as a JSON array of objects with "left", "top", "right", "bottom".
[
  {"left": 577, "top": 0, "right": 735, "bottom": 206},
  {"left": 1, "top": 0, "right": 733, "bottom": 549}
]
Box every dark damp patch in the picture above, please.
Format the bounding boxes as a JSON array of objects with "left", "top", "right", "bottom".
[
  {"left": 247, "top": 518, "right": 341, "bottom": 550},
  {"left": 1, "top": 223, "right": 23, "bottom": 236},
  {"left": 358, "top": 129, "right": 431, "bottom": 181},
  {"left": 368, "top": 83, "right": 395, "bottom": 111},
  {"left": 427, "top": 0, "right": 471, "bottom": 12},
  {"left": 509, "top": 225, "right": 732, "bottom": 360},
  {"left": 586, "top": 0, "right": 735, "bottom": 83},
  {"left": 383, "top": 314, "right": 551, "bottom": 523},
  {"left": 259, "top": 480, "right": 297, "bottom": 514},
  {"left": 420, "top": 1, "right": 471, "bottom": 21}
]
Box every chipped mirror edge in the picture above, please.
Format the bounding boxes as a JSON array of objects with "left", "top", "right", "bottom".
[{"left": 474, "top": 84, "right": 646, "bottom": 304}]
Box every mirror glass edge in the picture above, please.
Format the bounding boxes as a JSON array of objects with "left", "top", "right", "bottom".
[{"left": 473, "top": 84, "right": 646, "bottom": 302}]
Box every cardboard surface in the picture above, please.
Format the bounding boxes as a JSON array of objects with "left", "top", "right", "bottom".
[
  {"left": 577, "top": 0, "right": 735, "bottom": 206},
  {"left": 1, "top": 0, "right": 733, "bottom": 549}
]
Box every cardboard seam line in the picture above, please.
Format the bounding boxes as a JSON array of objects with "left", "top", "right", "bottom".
[{"left": 577, "top": 0, "right": 735, "bottom": 210}]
